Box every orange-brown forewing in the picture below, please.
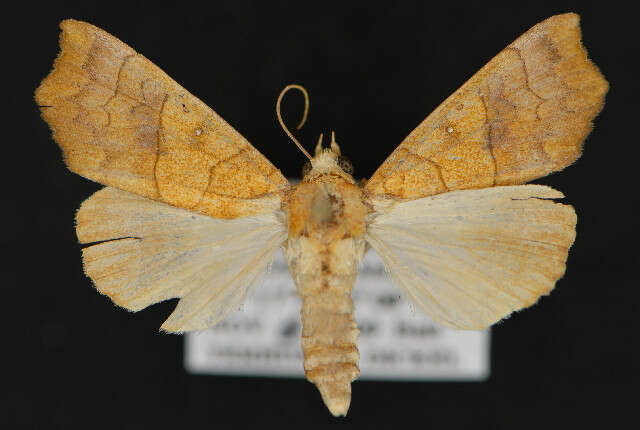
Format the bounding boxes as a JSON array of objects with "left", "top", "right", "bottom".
[
  {"left": 36, "top": 20, "right": 289, "bottom": 219},
  {"left": 365, "top": 13, "right": 608, "bottom": 200}
]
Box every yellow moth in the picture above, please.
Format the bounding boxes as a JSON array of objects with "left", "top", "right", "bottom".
[{"left": 35, "top": 13, "right": 607, "bottom": 416}]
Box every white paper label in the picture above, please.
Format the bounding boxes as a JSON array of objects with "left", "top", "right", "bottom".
[{"left": 185, "top": 250, "right": 490, "bottom": 380}]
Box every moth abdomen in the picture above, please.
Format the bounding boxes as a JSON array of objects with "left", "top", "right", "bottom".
[{"left": 300, "top": 290, "right": 360, "bottom": 417}]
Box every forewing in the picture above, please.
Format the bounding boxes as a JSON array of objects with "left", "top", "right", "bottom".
[
  {"left": 77, "top": 187, "right": 287, "bottom": 332},
  {"left": 365, "top": 13, "right": 607, "bottom": 200},
  {"left": 365, "top": 185, "right": 576, "bottom": 330},
  {"left": 36, "top": 19, "right": 289, "bottom": 219}
]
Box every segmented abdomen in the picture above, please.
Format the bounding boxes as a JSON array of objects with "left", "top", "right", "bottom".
[
  {"left": 300, "top": 283, "right": 359, "bottom": 416},
  {"left": 283, "top": 177, "right": 367, "bottom": 416}
]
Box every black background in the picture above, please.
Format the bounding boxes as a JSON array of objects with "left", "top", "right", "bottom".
[{"left": 6, "top": 1, "right": 637, "bottom": 428}]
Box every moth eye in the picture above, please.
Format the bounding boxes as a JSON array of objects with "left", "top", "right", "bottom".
[
  {"left": 337, "top": 155, "right": 354, "bottom": 175},
  {"left": 301, "top": 160, "right": 312, "bottom": 177}
]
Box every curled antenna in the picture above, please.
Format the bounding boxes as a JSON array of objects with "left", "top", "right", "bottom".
[{"left": 276, "top": 84, "right": 312, "bottom": 160}]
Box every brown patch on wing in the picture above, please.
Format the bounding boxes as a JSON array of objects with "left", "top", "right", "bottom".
[
  {"left": 36, "top": 19, "right": 289, "bottom": 218},
  {"left": 365, "top": 13, "right": 608, "bottom": 200}
]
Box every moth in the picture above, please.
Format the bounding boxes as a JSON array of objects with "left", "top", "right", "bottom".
[{"left": 36, "top": 13, "right": 607, "bottom": 416}]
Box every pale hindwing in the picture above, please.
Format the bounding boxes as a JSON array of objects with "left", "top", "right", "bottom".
[
  {"left": 76, "top": 186, "right": 287, "bottom": 332},
  {"left": 365, "top": 185, "right": 576, "bottom": 330}
]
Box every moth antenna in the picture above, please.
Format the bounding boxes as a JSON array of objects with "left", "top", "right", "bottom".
[
  {"left": 330, "top": 130, "right": 341, "bottom": 155},
  {"left": 315, "top": 133, "right": 324, "bottom": 156},
  {"left": 276, "top": 84, "right": 312, "bottom": 160}
]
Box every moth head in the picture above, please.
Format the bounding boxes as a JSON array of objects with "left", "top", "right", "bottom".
[
  {"left": 275, "top": 84, "right": 354, "bottom": 181},
  {"left": 301, "top": 131, "right": 354, "bottom": 179}
]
